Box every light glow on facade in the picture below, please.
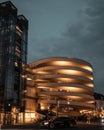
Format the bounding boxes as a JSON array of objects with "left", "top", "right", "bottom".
[{"left": 25, "top": 57, "right": 95, "bottom": 117}]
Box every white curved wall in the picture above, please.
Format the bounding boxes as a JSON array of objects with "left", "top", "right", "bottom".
[{"left": 26, "top": 57, "right": 95, "bottom": 114}]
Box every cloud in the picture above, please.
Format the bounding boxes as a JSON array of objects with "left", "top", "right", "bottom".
[
  {"left": 27, "top": 0, "right": 104, "bottom": 94},
  {"left": 62, "top": 0, "right": 104, "bottom": 94}
]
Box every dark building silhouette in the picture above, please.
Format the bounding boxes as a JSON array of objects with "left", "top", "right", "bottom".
[
  {"left": 94, "top": 92, "right": 104, "bottom": 100},
  {"left": 0, "top": 1, "right": 28, "bottom": 124},
  {"left": 94, "top": 92, "right": 104, "bottom": 115}
]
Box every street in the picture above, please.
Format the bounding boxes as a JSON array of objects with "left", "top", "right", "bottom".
[{"left": 1, "top": 122, "right": 104, "bottom": 130}]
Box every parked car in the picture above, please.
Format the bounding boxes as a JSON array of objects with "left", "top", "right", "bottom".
[{"left": 40, "top": 116, "right": 77, "bottom": 128}]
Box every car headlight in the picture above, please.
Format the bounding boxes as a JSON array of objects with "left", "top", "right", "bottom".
[
  {"left": 44, "top": 121, "right": 49, "bottom": 125},
  {"left": 101, "top": 119, "right": 104, "bottom": 123}
]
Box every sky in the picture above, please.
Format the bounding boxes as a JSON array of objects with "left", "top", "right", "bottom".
[{"left": 1, "top": 0, "right": 104, "bottom": 95}]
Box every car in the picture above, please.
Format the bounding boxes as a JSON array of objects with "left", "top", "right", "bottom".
[{"left": 40, "top": 116, "right": 77, "bottom": 129}]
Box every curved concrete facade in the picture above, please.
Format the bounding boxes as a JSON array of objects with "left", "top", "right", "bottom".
[{"left": 25, "top": 57, "right": 95, "bottom": 115}]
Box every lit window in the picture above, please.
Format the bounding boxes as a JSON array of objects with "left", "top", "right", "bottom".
[{"left": 15, "top": 62, "right": 18, "bottom": 67}]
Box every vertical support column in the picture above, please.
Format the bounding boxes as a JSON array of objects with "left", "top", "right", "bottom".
[
  {"left": 56, "top": 99, "right": 59, "bottom": 117},
  {"left": 23, "top": 112, "right": 25, "bottom": 123}
]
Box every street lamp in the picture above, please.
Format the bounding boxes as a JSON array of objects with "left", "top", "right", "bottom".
[{"left": 67, "top": 100, "right": 70, "bottom": 117}]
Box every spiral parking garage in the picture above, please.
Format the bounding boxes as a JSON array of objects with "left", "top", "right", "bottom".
[{"left": 25, "top": 57, "right": 95, "bottom": 116}]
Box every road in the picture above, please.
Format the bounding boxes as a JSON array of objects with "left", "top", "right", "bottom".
[
  {"left": 71, "top": 124, "right": 104, "bottom": 130},
  {"left": 1, "top": 122, "right": 104, "bottom": 130}
]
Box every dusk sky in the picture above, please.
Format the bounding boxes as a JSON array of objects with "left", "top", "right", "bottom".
[{"left": 1, "top": 0, "right": 104, "bottom": 95}]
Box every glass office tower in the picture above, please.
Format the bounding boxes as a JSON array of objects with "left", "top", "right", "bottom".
[{"left": 0, "top": 1, "right": 28, "bottom": 124}]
